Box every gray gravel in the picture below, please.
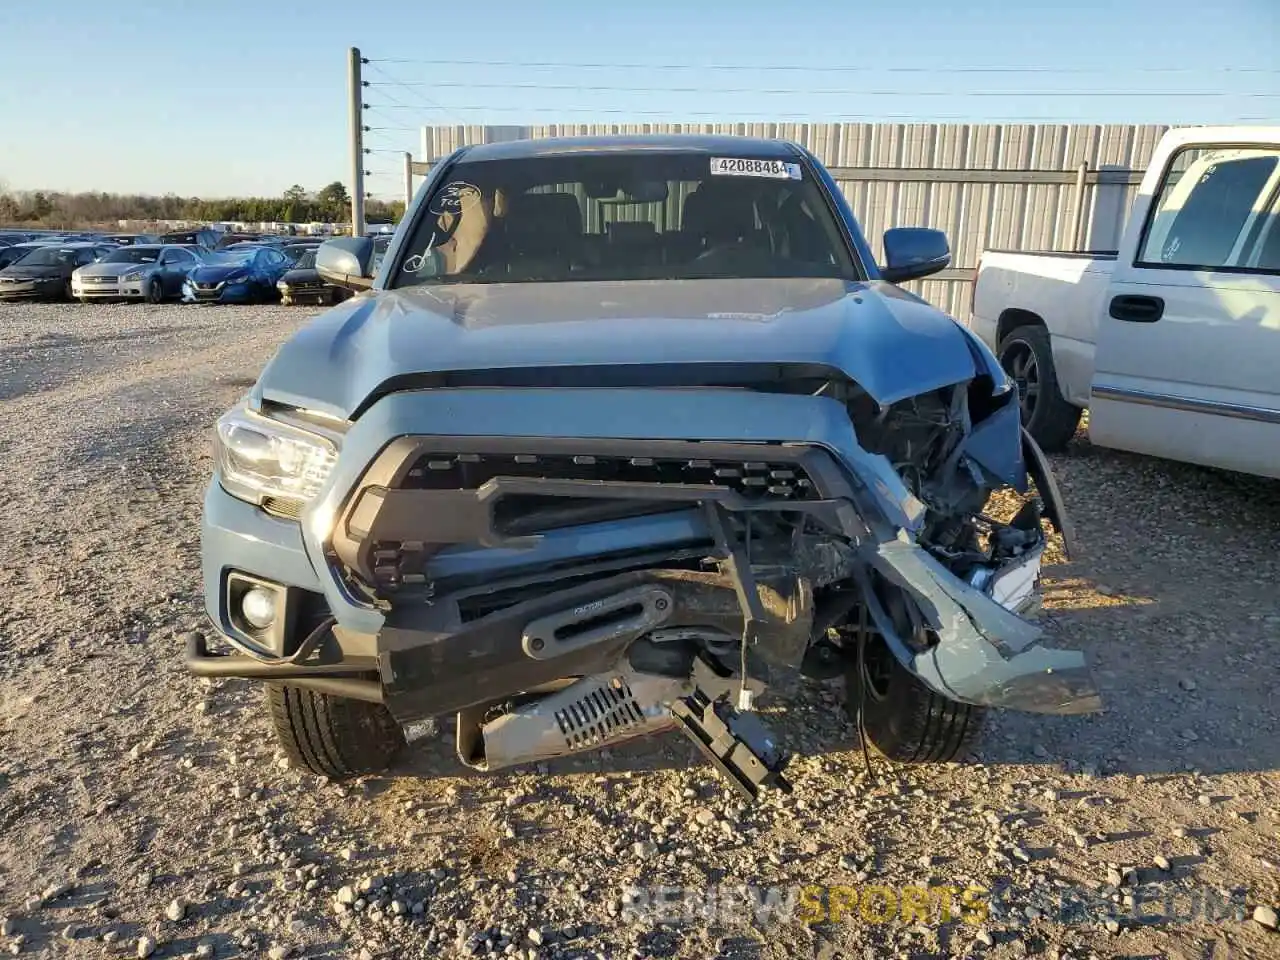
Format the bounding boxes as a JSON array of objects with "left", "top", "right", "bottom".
[{"left": 0, "top": 301, "right": 1278, "bottom": 958}]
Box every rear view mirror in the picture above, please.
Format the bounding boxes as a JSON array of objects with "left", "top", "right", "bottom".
[
  {"left": 881, "top": 227, "right": 951, "bottom": 283},
  {"left": 316, "top": 237, "right": 375, "bottom": 290},
  {"left": 623, "top": 180, "right": 669, "bottom": 203}
]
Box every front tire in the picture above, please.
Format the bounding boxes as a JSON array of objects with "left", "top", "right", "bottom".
[
  {"left": 146, "top": 278, "right": 164, "bottom": 304},
  {"left": 267, "top": 684, "right": 405, "bottom": 778},
  {"left": 998, "top": 324, "right": 1082, "bottom": 452},
  {"left": 845, "top": 637, "right": 986, "bottom": 763}
]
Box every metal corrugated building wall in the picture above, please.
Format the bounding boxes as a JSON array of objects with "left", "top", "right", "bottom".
[{"left": 419, "top": 123, "right": 1169, "bottom": 319}]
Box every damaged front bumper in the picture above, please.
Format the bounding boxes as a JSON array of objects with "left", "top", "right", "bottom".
[{"left": 198, "top": 385, "right": 1101, "bottom": 721}]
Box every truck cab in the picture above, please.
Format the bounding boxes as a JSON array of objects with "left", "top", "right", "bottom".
[{"left": 970, "top": 126, "right": 1280, "bottom": 478}]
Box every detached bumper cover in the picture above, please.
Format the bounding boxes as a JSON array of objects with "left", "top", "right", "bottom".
[{"left": 864, "top": 541, "right": 1100, "bottom": 714}]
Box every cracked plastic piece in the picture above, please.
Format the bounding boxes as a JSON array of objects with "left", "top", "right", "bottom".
[
  {"left": 671, "top": 688, "right": 792, "bottom": 800},
  {"left": 863, "top": 539, "right": 1102, "bottom": 715}
]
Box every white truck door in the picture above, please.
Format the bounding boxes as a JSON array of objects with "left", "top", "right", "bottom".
[{"left": 1090, "top": 129, "right": 1280, "bottom": 478}]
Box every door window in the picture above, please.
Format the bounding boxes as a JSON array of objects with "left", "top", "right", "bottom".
[{"left": 1136, "top": 146, "right": 1280, "bottom": 272}]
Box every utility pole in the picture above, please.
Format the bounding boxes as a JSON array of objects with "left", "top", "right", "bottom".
[
  {"left": 403, "top": 151, "right": 414, "bottom": 212},
  {"left": 347, "top": 47, "right": 365, "bottom": 237}
]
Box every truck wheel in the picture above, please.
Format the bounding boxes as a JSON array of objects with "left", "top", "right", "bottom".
[
  {"left": 844, "top": 637, "right": 986, "bottom": 763},
  {"left": 998, "top": 324, "right": 1082, "bottom": 452},
  {"left": 267, "top": 684, "right": 405, "bottom": 778}
]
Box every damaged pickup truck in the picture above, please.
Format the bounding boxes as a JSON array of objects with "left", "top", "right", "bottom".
[{"left": 191, "top": 135, "right": 1100, "bottom": 799}]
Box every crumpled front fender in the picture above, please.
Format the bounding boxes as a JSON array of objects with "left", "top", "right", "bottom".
[{"left": 860, "top": 537, "right": 1101, "bottom": 716}]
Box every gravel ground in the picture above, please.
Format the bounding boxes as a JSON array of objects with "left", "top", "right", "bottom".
[{"left": 0, "top": 300, "right": 1277, "bottom": 960}]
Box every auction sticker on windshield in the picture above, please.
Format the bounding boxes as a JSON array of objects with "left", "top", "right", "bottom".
[{"left": 710, "top": 157, "right": 802, "bottom": 179}]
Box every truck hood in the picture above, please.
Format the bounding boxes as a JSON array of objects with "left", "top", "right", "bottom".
[{"left": 258, "top": 278, "right": 980, "bottom": 420}]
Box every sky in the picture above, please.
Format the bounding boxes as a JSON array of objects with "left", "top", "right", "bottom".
[{"left": 1, "top": 0, "right": 1276, "bottom": 200}]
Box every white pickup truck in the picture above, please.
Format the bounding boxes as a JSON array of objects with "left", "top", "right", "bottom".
[{"left": 969, "top": 126, "right": 1280, "bottom": 479}]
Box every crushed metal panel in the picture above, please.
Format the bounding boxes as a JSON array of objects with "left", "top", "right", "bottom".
[
  {"left": 865, "top": 538, "right": 1102, "bottom": 717},
  {"left": 961, "top": 395, "right": 1028, "bottom": 490}
]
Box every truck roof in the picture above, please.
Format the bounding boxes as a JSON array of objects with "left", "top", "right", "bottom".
[
  {"left": 1156, "top": 125, "right": 1280, "bottom": 151},
  {"left": 458, "top": 134, "right": 804, "bottom": 162}
]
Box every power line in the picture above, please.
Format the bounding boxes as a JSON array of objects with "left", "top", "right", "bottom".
[
  {"left": 361, "top": 104, "right": 412, "bottom": 126},
  {"left": 369, "top": 103, "right": 1051, "bottom": 121},
  {"left": 362, "top": 62, "right": 468, "bottom": 124},
  {"left": 364, "top": 56, "right": 1280, "bottom": 76},
  {"left": 362, "top": 103, "right": 1272, "bottom": 124},
  {"left": 365, "top": 80, "right": 1279, "bottom": 98}
]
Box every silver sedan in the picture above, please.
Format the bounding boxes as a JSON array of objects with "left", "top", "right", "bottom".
[{"left": 71, "top": 244, "right": 205, "bottom": 303}]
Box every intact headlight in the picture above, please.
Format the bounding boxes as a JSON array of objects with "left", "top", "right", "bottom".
[
  {"left": 121, "top": 271, "right": 143, "bottom": 282},
  {"left": 215, "top": 407, "right": 338, "bottom": 505}
]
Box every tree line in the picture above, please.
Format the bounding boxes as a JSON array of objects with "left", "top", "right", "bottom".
[{"left": 0, "top": 182, "right": 405, "bottom": 228}]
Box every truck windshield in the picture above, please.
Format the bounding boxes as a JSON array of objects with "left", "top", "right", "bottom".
[{"left": 393, "top": 151, "right": 858, "bottom": 287}]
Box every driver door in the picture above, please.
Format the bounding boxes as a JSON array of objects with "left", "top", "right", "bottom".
[{"left": 160, "top": 248, "right": 193, "bottom": 295}]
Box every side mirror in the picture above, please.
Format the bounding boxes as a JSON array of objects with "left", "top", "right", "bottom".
[
  {"left": 316, "top": 236, "right": 375, "bottom": 290},
  {"left": 881, "top": 227, "right": 951, "bottom": 284}
]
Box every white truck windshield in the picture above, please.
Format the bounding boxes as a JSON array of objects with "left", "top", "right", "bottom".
[{"left": 1138, "top": 147, "right": 1280, "bottom": 273}]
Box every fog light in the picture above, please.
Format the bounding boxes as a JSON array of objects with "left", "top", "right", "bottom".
[{"left": 240, "top": 587, "right": 278, "bottom": 630}]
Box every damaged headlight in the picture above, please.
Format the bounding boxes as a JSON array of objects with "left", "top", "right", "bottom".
[
  {"left": 214, "top": 407, "right": 338, "bottom": 506},
  {"left": 970, "top": 545, "right": 1043, "bottom": 615}
]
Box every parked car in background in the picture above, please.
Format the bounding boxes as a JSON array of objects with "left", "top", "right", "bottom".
[
  {"left": 276, "top": 247, "right": 350, "bottom": 305},
  {"left": 970, "top": 126, "right": 1280, "bottom": 479},
  {"left": 369, "top": 235, "right": 392, "bottom": 277},
  {"left": 0, "top": 243, "right": 113, "bottom": 301},
  {"left": 105, "top": 233, "right": 161, "bottom": 246},
  {"left": 71, "top": 244, "right": 205, "bottom": 303},
  {"left": 160, "top": 227, "right": 222, "bottom": 251},
  {"left": 215, "top": 233, "right": 264, "bottom": 250},
  {"left": 281, "top": 240, "right": 323, "bottom": 266},
  {"left": 182, "top": 245, "right": 292, "bottom": 303},
  {"left": 0, "top": 242, "right": 55, "bottom": 270},
  {"left": 216, "top": 233, "right": 288, "bottom": 250}
]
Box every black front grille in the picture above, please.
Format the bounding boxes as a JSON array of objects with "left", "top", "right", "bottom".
[{"left": 399, "top": 452, "right": 816, "bottom": 500}]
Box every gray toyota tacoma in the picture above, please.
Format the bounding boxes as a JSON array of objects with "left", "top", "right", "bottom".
[{"left": 190, "top": 135, "right": 1100, "bottom": 799}]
